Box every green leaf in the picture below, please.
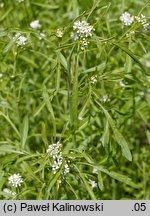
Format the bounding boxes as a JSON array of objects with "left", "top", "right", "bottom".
[
  {"left": 108, "top": 171, "right": 137, "bottom": 188},
  {"left": 66, "top": 180, "right": 80, "bottom": 199},
  {"left": 0, "top": 111, "right": 20, "bottom": 138},
  {"left": 0, "top": 145, "right": 23, "bottom": 155},
  {"left": 41, "top": 122, "right": 49, "bottom": 146},
  {"left": 0, "top": 7, "right": 13, "bottom": 22},
  {"left": 43, "top": 86, "right": 56, "bottom": 139},
  {"left": 19, "top": 55, "right": 38, "bottom": 68},
  {"left": 23, "top": 161, "right": 43, "bottom": 183},
  {"left": 94, "top": 99, "right": 132, "bottom": 161},
  {"left": 113, "top": 42, "right": 148, "bottom": 75},
  {"left": 101, "top": 119, "right": 109, "bottom": 147},
  {"left": 46, "top": 161, "right": 65, "bottom": 199},
  {"left": 98, "top": 172, "right": 104, "bottom": 191},
  {"left": 21, "top": 115, "right": 29, "bottom": 149},
  {"left": 59, "top": 52, "right": 67, "bottom": 70},
  {"left": 33, "top": 101, "right": 45, "bottom": 117},
  {"left": 31, "top": 2, "right": 59, "bottom": 9},
  {"left": 79, "top": 172, "right": 96, "bottom": 200},
  {"left": 81, "top": 62, "right": 106, "bottom": 73}
]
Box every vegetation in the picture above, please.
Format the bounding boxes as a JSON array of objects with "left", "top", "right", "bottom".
[{"left": 0, "top": 0, "right": 150, "bottom": 200}]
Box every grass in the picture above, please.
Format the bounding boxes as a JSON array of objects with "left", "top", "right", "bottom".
[{"left": 0, "top": 0, "right": 150, "bottom": 200}]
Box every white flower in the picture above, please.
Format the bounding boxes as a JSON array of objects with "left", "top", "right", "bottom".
[
  {"left": 100, "top": 95, "right": 110, "bottom": 103},
  {"left": 119, "top": 80, "right": 126, "bottom": 88},
  {"left": 8, "top": 173, "right": 23, "bottom": 187},
  {"left": 39, "top": 31, "right": 46, "bottom": 40},
  {"left": 0, "top": 73, "right": 3, "bottom": 78},
  {"left": 52, "top": 157, "right": 63, "bottom": 174},
  {"left": 47, "top": 142, "right": 62, "bottom": 159},
  {"left": 90, "top": 75, "right": 98, "bottom": 84},
  {"left": 73, "top": 20, "right": 94, "bottom": 38},
  {"left": 71, "top": 32, "right": 79, "bottom": 41},
  {"left": 135, "top": 14, "right": 149, "bottom": 29},
  {"left": 63, "top": 162, "right": 70, "bottom": 175},
  {"left": 13, "top": 33, "right": 27, "bottom": 46},
  {"left": 3, "top": 188, "right": 16, "bottom": 196},
  {"left": 56, "top": 29, "right": 63, "bottom": 38},
  {"left": 89, "top": 179, "right": 97, "bottom": 188},
  {"left": 120, "top": 12, "right": 135, "bottom": 26},
  {"left": 30, "top": 20, "right": 41, "bottom": 29},
  {"left": 73, "top": 20, "right": 94, "bottom": 49},
  {"left": 92, "top": 167, "right": 98, "bottom": 174},
  {"left": 47, "top": 142, "right": 69, "bottom": 176}
]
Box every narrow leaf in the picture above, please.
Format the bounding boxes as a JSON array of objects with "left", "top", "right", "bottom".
[
  {"left": 95, "top": 99, "right": 132, "bottom": 161},
  {"left": 0, "top": 111, "right": 20, "bottom": 138},
  {"left": 21, "top": 115, "right": 29, "bottom": 149},
  {"left": 79, "top": 173, "right": 96, "bottom": 200}
]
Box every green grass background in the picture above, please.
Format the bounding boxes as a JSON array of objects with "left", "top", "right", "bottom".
[{"left": 0, "top": 0, "right": 150, "bottom": 199}]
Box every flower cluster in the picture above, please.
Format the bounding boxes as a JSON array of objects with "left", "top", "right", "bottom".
[
  {"left": 8, "top": 173, "right": 23, "bottom": 187},
  {"left": 56, "top": 29, "right": 63, "bottom": 38},
  {"left": 13, "top": 33, "right": 27, "bottom": 46},
  {"left": 120, "top": 12, "right": 135, "bottom": 26},
  {"left": 100, "top": 95, "right": 110, "bottom": 103},
  {"left": 135, "top": 14, "right": 149, "bottom": 29},
  {"left": 90, "top": 75, "right": 98, "bottom": 84},
  {"left": 47, "top": 142, "right": 70, "bottom": 176},
  {"left": 120, "top": 12, "right": 149, "bottom": 30},
  {"left": 73, "top": 20, "right": 94, "bottom": 50}
]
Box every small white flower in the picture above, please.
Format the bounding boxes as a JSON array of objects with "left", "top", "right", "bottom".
[
  {"left": 73, "top": 20, "right": 94, "bottom": 50},
  {"left": 14, "top": 34, "right": 27, "bottom": 46},
  {"left": 119, "top": 80, "right": 126, "bottom": 88},
  {"left": 47, "top": 142, "right": 62, "bottom": 159},
  {"left": 120, "top": 12, "right": 135, "bottom": 26},
  {"left": 135, "top": 14, "right": 149, "bottom": 30},
  {"left": 3, "top": 188, "right": 16, "bottom": 196},
  {"left": 90, "top": 75, "right": 98, "bottom": 84},
  {"left": 30, "top": 20, "right": 41, "bottom": 29},
  {"left": 71, "top": 32, "right": 79, "bottom": 41},
  {"left": 92, "top": 167, "right": 98, "bottom": 174},
  {"left": 47, "top": 142, "right": 69, "bottom": 176},
  {"left": 63, "top": 162, "right": 70, "bottom": 175},
  {"left": 100, "top": 95, "right": 110, "bottom": 103},
  {"left": 89, "top": 179, "right": 97, "bottom": 188},
  {"left": 56, "top": 29, "right": 63, "bottom": 38},
  {"left": 126, "top": 30, "right": 135, "bottom": 37},
  {"left": 0, "top": 73, "right": 3, "bottom": 78},
  {"left": 73, "top": 20, "right": 94, "bottom": 38},
  {"left": 8, "top": 173, "right": 23, "bottom": 187},
  {"left": 39, "top": 31, "right": 46, "bottom": 40}
]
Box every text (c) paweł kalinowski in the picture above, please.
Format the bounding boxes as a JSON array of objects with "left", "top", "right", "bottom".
[{"left": 20, "top": 202, "right": 103, "bottom": 212}]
